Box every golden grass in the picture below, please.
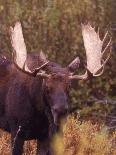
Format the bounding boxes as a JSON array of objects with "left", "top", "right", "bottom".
[
  {"left": 52, "top": 116, "right": 116, "bottom": 155},
  {"left": 0, "top": 117, "right": 115, "bottom": 155},
  {"left": 0, "top": 129, "right": 36, "bottom": 155}
]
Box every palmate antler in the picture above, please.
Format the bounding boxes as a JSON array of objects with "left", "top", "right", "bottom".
[
  {"left": 10, "top": 22, "right": 111, "bottom": 79},
  {"left": 10, "top": 22, "right": 49, "bottom": 77},
  {"left": 70, "top": 23, "right": 112, "bottom": 80}
]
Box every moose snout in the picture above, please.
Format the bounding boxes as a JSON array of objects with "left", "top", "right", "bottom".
[
  {"left": 52, "top": 104, "right": 68, "bottom": 114},
  {"left": 52, "top": 92, "right": 68, "bottom": 112},
  {"left": 52, "top": 104, "right": 68, "bottom": 125}
]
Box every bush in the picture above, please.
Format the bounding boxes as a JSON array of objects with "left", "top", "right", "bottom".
[{"left": 52, "top": 116, "right": 115, "bottom": 155}]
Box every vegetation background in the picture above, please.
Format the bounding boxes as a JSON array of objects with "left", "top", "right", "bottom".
[{"left": 0, "top": 0, "right": 115, "bottom": 154}]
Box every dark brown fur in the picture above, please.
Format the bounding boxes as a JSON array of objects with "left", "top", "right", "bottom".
[{"left": 0, "top": 53, "right": 70, "bottom": 155}]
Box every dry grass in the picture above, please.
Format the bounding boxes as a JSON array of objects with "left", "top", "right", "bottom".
[
  {"left": 0, "top": 130, "right": 11, "bottom": 155},
  {"left": 0, "top": 129, "right": 36, "bottom": 155},
  {"left": 52, "top": 116, "right": 116, "bottom": 155},
  {"left": 0, "top": 117, "right": 115, "bottom": 155}
]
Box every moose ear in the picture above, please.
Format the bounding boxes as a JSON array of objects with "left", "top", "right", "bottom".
[{"left": 68, "top": 57, "right": 80, "bottom": 72}]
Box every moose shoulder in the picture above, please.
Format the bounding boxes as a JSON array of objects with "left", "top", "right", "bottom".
[{"left": 0, "top": 22, "right": 111, "bottom": 155}]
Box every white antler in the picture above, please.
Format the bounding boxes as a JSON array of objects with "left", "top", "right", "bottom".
[
  {"left": 10, "top": 22, "right": 49, "bottom": 76},
  {"left": 10, "top": 22, "right": 27, "bottom": 69},
  {"left": 82, "top": 23, "right": 103, "bottom": 75},
  {"left": 82, "top": 23, "right": 111, "bottom": 76},
  {"left": 70, "top": 23, "right": 111, "bottom": 80}
]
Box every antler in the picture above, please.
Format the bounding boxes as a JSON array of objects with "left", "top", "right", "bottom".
[
  {"left": 10, "top": 22, "right": 49, "bottom": 77},
  {"left": 70, "top": 23, "right": 111, "bottom": 80}
]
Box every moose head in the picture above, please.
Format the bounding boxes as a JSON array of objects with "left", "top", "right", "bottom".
[{"left": 10, "top": 22, "right": 111, "bottom": 125}]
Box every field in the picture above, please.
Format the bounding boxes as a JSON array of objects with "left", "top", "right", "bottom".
[{"left": 0, "top": 116, "right": 115, "bottom": 155}]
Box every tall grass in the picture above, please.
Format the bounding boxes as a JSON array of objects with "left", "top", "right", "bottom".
[
  {"left": 52, "top": 116, "right": 116, "bottom": 155},
  {"left": 0, "top": 130, "right": 36, "bottom": 155},
  {"left": 0, "top": 116, "right": 115, "bottom": 155}
]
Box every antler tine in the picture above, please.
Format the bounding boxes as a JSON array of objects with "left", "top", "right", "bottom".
[
  {"left": 103, "top": 43, "right": 112, "bottom": 65},
  {"left": 69, "top": 71, "right": 88, "bottom": 80},
  {"left": 94, "top": 43, "right": 112, "bottom": 77},
  {"left": 102, "top": 31, "right": 108, "bottom": 43},
  {"left": 102, "top": 38, "right": 112, "bottom": 56},
  {"left": 37, "top": 70, "right": 50, "bottom": 78},
  {"left": 22, "top": 61, "right": 49, "bottom": 76},
  {"left": 93, "top": 37, "right": 112, "bottom": 77},
  {"left": 31, "top": 61, "right": 49, "bottom": 76}
]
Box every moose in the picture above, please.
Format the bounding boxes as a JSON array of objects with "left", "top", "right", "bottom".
[{"left": 0, "top": 22, "right": 111, "bottom": 155}]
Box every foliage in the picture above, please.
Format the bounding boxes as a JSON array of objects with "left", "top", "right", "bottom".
[{"left": 52, "top": 116, "right": 116, "bottom": 155}]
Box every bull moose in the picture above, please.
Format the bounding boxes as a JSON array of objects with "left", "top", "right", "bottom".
[{"left": 0, "top": 22, "right": 111, "bottom": 155}]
